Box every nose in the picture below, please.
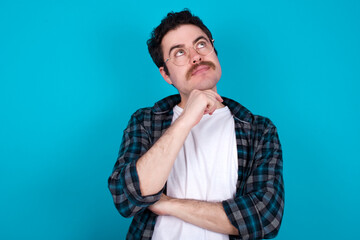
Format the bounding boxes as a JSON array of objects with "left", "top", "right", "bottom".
[{"left": 189, "top": 48, "right": 202, "bottom": 64}]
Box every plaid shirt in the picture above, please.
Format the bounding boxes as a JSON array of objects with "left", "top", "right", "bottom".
[{"left": 108, "top": 94, "right": 284, "bottom": 240}]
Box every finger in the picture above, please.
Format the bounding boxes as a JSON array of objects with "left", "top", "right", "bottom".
[
  {"left": 203, "top": 92, "right": 218, "bottom": 103},
  {"left": 208, "top": 103, "right": 217, "bottom": 115},
  {"left": 203, "top": 90, "right": 223, "bottom": 103},
  {"left": 215, "top": 94, "right": 223, "bottom": 102},
  {"left": 205, "top": 100, "right": 217, "bottom": 115},
  {"left": 209, "top": 91, "right": 223, "bottom": 102},
  {"left": 201, "top": 93, "right": 218, "bottom": 115}
]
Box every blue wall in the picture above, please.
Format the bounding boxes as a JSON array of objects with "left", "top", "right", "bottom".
[{"left": 1, "top": 0, "right": 359, "bottom": 239}]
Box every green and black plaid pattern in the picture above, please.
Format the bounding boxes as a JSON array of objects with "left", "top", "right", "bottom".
[{"left": 108, "top": 94, "right": 284, "bottom": 239}]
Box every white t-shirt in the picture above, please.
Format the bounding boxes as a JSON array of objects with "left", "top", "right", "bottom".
[{"left": 152, "top": 105, "right": 238, "bottom": 240}]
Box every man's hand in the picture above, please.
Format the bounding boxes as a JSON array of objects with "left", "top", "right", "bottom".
[{"left": 180, "top": 89, "right": 224, "bottom": 128}]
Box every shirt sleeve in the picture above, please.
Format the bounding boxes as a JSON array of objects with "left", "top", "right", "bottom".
[
  {"left": 222, "top": 120, "right": 284, "bottom": 239},
  {"left": 108, "top": 112, "right": 163, "bottom": 218}
]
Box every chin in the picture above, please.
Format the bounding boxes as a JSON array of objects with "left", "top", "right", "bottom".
[
  {"left": 195, "top": 77, "right": 219, "bottom": 89},
  {"left": 193, "top": 82, "right": 217, "bottom": 92}
]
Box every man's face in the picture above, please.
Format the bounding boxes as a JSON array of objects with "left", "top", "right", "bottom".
[{"left": 159, "top": 24, "right": 222, "bottom": 98}]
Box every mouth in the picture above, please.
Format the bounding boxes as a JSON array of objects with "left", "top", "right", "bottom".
[
  {"left": 186, "top": 61, "right": 216, "bottom": 80},
  {"left": 191, "top": 65, "right": 210, "bottom": 76}
]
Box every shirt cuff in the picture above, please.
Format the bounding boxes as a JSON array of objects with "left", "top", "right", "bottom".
[
  {"left": 222, "top": 196, "right": 263, "bottom": 239},
  {"left": 121, "top": 159, "right": 163, "bottom": 206}
]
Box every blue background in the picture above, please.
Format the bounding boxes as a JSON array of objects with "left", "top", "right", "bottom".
[{"left": 1, "top": 0, "right": 359, "bottom": 239}]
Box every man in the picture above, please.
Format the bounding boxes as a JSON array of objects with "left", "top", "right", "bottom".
[{"left": 108, "top": 10, "right": 284, "bottom": 240}]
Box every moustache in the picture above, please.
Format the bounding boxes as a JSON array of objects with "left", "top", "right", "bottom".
[{"left": 186, "top": 61, "right": 216, "bottom": 80}]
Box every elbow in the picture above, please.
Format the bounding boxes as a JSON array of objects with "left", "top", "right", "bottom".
[
  {"left": 262, "top": 197, "right": 284, "bottom": 239},
  {"left": 115, "top": 202, "right": 140, "bottom": 218},
  {"left": 263, "top": 222, "right": 281, "bottom": 239},
  {"left": 116, "top": 204, "right": 132, "bottom": 218},
  {"left": 108, "top": 163, "right": 163, "bottom": 218},
  {"left": 108, "top": 176, "right": 142, "bottom": 218},
  {"left": 262, "top": 178, "right": 285, "bottom": 239},
  {"left": 247, "top": 186, "right": 284, "bottom": 239},
  {"left": 108, "top": 179, "right": 159, "bottom": 218},
  {"left": 109, "top": 186, "right": 145, "bottom": 218}
]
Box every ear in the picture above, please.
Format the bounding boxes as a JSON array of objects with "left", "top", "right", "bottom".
[{"left": 159, "top": 67, "right": 173, "bottom": 85}]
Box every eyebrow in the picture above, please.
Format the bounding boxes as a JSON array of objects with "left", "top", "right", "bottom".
[{"left": 168, "top": 36, "right": 209, "bottom": 57}]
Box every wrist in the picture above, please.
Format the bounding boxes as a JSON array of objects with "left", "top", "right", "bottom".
[{"left": 175, "top": 113, "right": 195, "bottom": 130}]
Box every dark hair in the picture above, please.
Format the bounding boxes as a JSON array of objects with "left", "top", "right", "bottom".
[{"left": 147, "top": 9, "right": 216, "bottom": 75}]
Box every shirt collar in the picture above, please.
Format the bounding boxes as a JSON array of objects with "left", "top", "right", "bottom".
[
  {"left": 152, "top": 94, "right": 181, "bottom": 114},
  {"left": 152, "top": 94, "right": 252, "bottom": 123},
  {"left": 222, "top": 96, "right": 253, "bottom": 123}
]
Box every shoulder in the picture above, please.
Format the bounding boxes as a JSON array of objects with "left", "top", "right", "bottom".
[
  {"left": 252, "top": 114, "right": 277, "bottom": 134},
  {"left": 130, "top": 107, "right": 153, "bottom": 123},
  {"left": 127, "top": 94, "right": 181, "bottom": 126},
  {"left": 223, "top": 96, "right": 278, "bottom": 133}
]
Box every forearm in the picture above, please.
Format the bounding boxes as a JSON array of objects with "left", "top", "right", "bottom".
[
  {"left": 168, "top": 198, "right": 239, "bottom": 236},
  {"left": 136, "top": 115, "right": 192, "bottom": 196}
]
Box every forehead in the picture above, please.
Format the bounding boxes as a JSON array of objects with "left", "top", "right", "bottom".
[{"left": 161, "top": 24, "right": 208, "bottom": 51}]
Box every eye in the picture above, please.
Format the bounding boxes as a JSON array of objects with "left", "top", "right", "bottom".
[
  {"left": 196, "top": 41, "right": 207, "bottom": 49},
  {"left": 174, "top": 49, "right": 186, "bottom": 58}
]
